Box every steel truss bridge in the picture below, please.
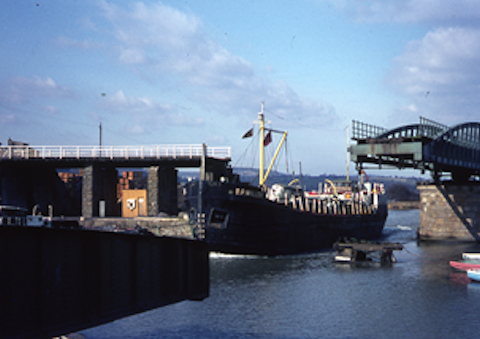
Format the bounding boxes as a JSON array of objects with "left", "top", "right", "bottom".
[{"left": 350, "top": 117, "right": 480, "bottom": 181}]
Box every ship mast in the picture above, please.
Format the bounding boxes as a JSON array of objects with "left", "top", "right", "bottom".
[
  {"left": 346, "top": 124, "right": 350, "bottom": 182},
  {"left": 257, "top": 102, "right": 288, "bottom": 188},
  {"left": 259, "top": 102, "right": 266, "bottom": 187}
]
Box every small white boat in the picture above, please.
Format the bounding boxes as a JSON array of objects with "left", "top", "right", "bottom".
[
  {"left": 462, "top": 253, "right": 480, "bottom": 260},
  {"left": 0, "top": 205, "right": 51, "bottom": 227},
  {"left": 467, "top": 269, "right": 480, "bottom": 282}
]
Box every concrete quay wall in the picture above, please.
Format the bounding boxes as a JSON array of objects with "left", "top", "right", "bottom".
[
  {"left": 1, "top": 226, "right": 208, "bottom": 339},
  {"left": 418, "top": 184, "right": 480, "bottom": 241},
  {"left": 79, "top": 215, "right": 193, "bottom": 239}
]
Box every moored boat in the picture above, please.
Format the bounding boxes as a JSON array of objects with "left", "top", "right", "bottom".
[
  {"left": 467, "top": 269, "right": 480, "bottom": 282},
  {"left": 462, "top": 253, "right": 480, "bottom": 260},
  {"left": 0, "top": 204, "right": 51, "bottom": 227},
  {"left": 450, "top": 260, "right": 480, "bottom": 271},
  {"left": 185, "top": 104, "right": 388, "bottom": 256}
]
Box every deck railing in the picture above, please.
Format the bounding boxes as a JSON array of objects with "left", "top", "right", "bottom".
[
  {"left": 352, "top": 120, "right": 387, "bottom": 140},
  {"left": 0, "top": 144, "right": 231, "bottom": 160}
]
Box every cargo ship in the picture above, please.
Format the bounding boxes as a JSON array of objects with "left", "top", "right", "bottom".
[{"left": 185, "top": 104, "right": 387, "bottom": 255}]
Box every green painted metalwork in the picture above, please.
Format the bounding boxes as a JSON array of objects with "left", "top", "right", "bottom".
[{"left": 351, "top": 117, "right": 480, "bottom": 179}]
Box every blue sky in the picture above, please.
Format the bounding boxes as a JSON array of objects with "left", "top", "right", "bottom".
[{"left": 2, "top": 0, "right": 480, "bottom": 176}]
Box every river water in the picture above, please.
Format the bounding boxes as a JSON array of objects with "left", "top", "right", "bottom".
[{"left": 82, "top": 210, "right": 480, "bottom": 339}]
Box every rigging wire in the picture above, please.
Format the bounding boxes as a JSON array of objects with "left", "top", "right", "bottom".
[
  {"left": 288, "top": 143, "right": 297, "bottom": 181},
  {"left": 233, "top": 127, "right": 259, "bottom": 170},
  {"left": 284, "top": 138, "right": 289, "bottom": 174},
  {"left": 233, "top": 105, "right": 293, "bottom": 181},
  {"left": 264, "top": 108, "right": 285, "bottom": 121}
]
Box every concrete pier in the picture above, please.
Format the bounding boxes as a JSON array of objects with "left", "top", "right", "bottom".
[
  {"left": 418, "top": 183, "right": 480, "bottom": 241},
  {"left": 147, "top": 166, "right": 178, "bottom": 216},
  {"left": 80, "top": 215, "right": 193, "bottom": 238},
  {"left": 82, "top": 163, "right": 118, "bottom": 217}
]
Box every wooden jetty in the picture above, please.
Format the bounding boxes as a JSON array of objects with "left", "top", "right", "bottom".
[{"left": 333, "top": 242, "right": 403, "bottom": 263}]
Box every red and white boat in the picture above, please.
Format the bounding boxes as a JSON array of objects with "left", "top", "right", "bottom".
[{"left": 450, "top": 260, "right": 480, "bottom": 271}]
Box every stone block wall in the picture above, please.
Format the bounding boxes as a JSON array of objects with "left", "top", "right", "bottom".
[
  {"left": 147, "top": 166, "right": 178, "bottom": 216},
  {"left": 81, "top": 164, "right": 118, "bottom": 217},
  {"left": 418, "top": 184, "right": 480, "bottom": 241}
]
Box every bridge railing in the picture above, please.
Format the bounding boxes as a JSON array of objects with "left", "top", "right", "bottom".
[
  {"left": 353, "top": 117, "right": 449, "bottom": 141},
  {"left": 352, "top": 120, "right": 387, "bottom": 140},
  {"left": 418, "top": 117, "right": 449, "bottom": 139},
  {"left": 0, "top": 144, "right": 231, "bottom": 160}
]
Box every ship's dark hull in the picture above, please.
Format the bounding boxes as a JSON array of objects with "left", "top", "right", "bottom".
[{"left": 186, "top": 181, "right": 388, "bottom": 256}]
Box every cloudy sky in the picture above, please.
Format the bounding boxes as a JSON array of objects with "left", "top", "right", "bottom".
[{"left": 2, "top": 0, "right": 480, "bottom": 175}]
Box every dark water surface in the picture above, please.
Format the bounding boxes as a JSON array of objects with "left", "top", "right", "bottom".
[{"left": 82, "top": 210, "right": 480, "bottom": 338}]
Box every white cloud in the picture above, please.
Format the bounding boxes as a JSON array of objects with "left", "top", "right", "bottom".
[
  {"left": 100, "top": 1, "right": 201, "bottom": 50},
  {"left": 118, "top": 48, "right": 147, "bottom": 64},
  {"left": 45, "top": 105, "right": 60, "bottom": 114},
  {"left": 104, "top": 90, "right": 156, "bottom": 111},
  {"left": 0, "top": 114, "right": 16, "bottom": 124},
  {"left": 326, "top": 0, "right": 480, "bottom": 24},
  {"left": 99, "top": 89, "right": 204, "bottom": 134},
  {"left": 387, "top": 27, "right": 480, "bottom": 123},
  {"left": 97, "top": 1, "right": 336, "bottom": 126},
  {"left": 2, "top": 76, "right": 74, "bottom": 104},
  {"left": 322, "top": 1, "right": 480, "bottom": 124},
  {"left": 100, "top": 1, "right": 255, "bottom": 89}
]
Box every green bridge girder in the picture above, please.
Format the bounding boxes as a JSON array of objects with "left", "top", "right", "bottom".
[{"left": 350, "top": 117, "right": 480, "bottom": 181}]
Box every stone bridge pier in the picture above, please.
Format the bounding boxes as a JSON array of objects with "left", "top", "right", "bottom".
[
  {"left": 147, "top": 166, "right": 178, "bottom": 217},
  {"left": 81, "top": 163, "right": 118, "bottom": 217},
  {"left": 82, "top": 164, "right": 180, "bottom": 218},
  {"left": 418, "top": 183, "right": 480, "bottom": 241}
]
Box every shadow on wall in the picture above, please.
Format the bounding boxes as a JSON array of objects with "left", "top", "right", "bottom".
[{"left": 1, "top": 165, "right": 80, "bottom": 216}]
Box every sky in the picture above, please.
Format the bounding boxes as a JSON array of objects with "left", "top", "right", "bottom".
[{"left": 2, "top": 0, "right": 480, "bottom": 176}]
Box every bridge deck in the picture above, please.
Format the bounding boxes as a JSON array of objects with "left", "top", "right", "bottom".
[
  {"left": 350, "top": 118, "right": 480, "bottom": 179},
  {"left": 0, "top": 144, "right": 231, "bottom": 161}
]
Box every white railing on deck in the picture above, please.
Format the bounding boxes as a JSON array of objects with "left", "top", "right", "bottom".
[{"left": 0, "top": 144, "right": 231, "bottom": 160}]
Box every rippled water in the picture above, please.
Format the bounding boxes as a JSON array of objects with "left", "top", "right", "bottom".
[{"left": 82, "top": 210, "right": 480, "bottom": 339}]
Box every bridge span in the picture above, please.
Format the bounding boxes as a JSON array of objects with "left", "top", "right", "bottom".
[
  {"left": 0, "top": 143, "right": 223, "bottom": 338},
  {"left": 0, "top": 143, "right": 232, "bottom": 218},
  {"left": 350, "top": 117, "right": 480, "bottom": 243},
  {"left": 350, "top": 117, "right": 480, "bottom": 181},
  {"left": 0, "top": 143, "right": 230, "bottom": 164}
]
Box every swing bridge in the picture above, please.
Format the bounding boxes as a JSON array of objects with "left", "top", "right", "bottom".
[{"left": 350, "top": 117, "right": 480, "bottom": 181}]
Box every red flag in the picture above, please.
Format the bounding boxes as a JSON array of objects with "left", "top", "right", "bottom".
[
  {"left": 242, "top": 128, "right": 253, "bottom": 139},
  {"left": 264, "top": 131, "right": 272, "bottom": 146}
]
